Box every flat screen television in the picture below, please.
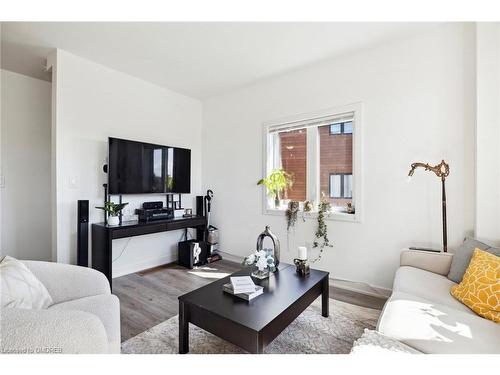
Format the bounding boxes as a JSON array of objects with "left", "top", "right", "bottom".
[{"left": 108, "top": 137, "right": 191, "bottom": 195}]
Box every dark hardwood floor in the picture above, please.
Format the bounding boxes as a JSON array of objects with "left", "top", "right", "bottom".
[{"left": 113, "top": 260, "right": 387, "bottom": 342}]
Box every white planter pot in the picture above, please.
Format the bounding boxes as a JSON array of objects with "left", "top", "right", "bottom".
[{"left": 108, "top": 216, "right": 120, "bottom": 226}]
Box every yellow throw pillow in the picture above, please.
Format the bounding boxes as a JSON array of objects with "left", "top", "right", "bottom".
[{"left": 450, "top": 248, "right": 500, "bottom": 322}]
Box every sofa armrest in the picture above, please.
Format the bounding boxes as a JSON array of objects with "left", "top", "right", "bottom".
[
  {"left": 21, "top": 261, "right": 110, "bottom": 304},
  {"left": 0, "top": 307, "right": 108, "bottom": 354},
  {"left": 400, "top": 249, "right": 453, "bottom": 276}
]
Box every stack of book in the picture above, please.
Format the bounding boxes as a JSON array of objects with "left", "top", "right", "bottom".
[{"left": 223, "top": 276, "right": 264, "bottom": 301}]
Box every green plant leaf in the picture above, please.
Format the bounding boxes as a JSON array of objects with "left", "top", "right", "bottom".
[
  {"left": 96, "top": 201, "right": 128, "bottom": 215},
  {"left": 256, "top": 169, "right": 294, "bottom": 198}
]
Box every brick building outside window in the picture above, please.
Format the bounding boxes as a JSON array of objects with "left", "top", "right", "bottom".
[{"left": 277, "top": 121, "right": 353, "bottom": 210}]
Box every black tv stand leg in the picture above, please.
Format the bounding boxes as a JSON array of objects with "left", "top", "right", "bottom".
[{"left": 92, "top": 224, "right": 113, "bottom": 290}]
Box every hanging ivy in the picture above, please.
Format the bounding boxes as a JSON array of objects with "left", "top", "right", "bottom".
[
  {"left": 311, "top": 197, "right": 333, "bottom": 262},
  {"left": 285, "top": 201, "right": 300, "bottom": 231}
]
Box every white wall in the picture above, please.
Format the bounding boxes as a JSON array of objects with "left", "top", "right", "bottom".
[
  {"left": 0, "top": 23, "right": 2, "bottom": 253},
  {"left": 202, "top": 24, "right": 476, "bottom": 290},
  {"left": 49, "top": 50, "right": 203, "bottom": 276},
  {"left": 1, "top": 70, "right": 52, "bottom": 260},
  {"left": 475, "top": 23, "right": 500, "bottom": 246}
]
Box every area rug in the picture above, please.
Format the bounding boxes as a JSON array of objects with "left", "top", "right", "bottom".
[{"left": 121, "top": 298, "right": 381, "bottom": 354}]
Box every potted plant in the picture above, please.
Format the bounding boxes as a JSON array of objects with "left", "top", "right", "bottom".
[
  {"left": 257, "top": 169, "right": 293, "bottom": 208},
  {"left": 96, "top": 201, "right": 129, "bottom": 226}
]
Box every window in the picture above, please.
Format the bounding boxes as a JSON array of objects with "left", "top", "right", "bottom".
[
  {"left": 329, "top": 174, "right": 352, "bottom": 198},
  {"left": 329, "top": 121, "right": 353, "bottom": 135},
  {"left": 330, "top": 123, "right": 342, "bottom": 134},
  {"left": 264, "top": 104, "right": 361, "bottom": 220}
]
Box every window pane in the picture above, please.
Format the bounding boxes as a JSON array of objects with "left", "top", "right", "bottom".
[
  {"left": 330, "top": 174, "right": 341, "bottom": 198},
  {"left": 344, "top": 174, "right": 352, "bottom": 198},
  {"left": 319, "top": 123, "right": 353, "bottom": 209},
  {"left": 343, "top": 121, "right": 353, "bottom": 134},
  {"left": 277, "top": 129, "right": 307, "bottom": 201},
  {"left": 330, "top": 123, "right": 341, "bottom": 134}
]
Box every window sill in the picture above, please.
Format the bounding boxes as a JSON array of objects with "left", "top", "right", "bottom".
[{"left": 263, "top": 207, "right": 360, "bottom": 223}]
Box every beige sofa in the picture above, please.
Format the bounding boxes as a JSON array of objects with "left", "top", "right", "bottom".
[
  {"left": 1, "top": 261, "right": 120, "bottom": 354},
  {"left": 377, "top": 249, "right": 500, "bottom": 354}
]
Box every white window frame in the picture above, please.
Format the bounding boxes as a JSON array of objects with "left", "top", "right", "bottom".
[{"left": 262, "top": 103, "right": 363, "bottom": 223}]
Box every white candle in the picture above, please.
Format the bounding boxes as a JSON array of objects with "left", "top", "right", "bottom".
[{"left": 298, "top": 246, "right": 307, "bottom": 260}]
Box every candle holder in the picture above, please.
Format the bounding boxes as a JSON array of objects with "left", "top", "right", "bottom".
[{"left": 293, "top": 258, "right": 310, "bottom": 277}]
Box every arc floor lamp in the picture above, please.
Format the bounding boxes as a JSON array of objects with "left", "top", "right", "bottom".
[{"left": 408, "top": 160, "right": 450, "bottom": 252}]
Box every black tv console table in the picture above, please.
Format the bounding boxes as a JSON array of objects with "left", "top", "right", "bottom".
[{"left": 92, "top": 216, "right": 207, "bottom": 289}]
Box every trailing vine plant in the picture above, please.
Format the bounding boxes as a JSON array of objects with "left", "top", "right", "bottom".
[
  {"left": 285, "top": 201, "right": 300, "bottom": 231},
  {"left": 311, "top": 196, "right": 333, "bottom": 262},
  {"left": 285, "top": 200, "right": 299, "bottom": 254}
]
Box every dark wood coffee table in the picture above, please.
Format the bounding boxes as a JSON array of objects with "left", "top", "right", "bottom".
[{"left": 178, "top": 263, "right": 329, "bottom": 354}]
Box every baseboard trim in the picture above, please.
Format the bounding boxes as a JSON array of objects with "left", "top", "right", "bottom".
[
  {"left": 112, "top": 250, "right": 239, "bottom": 278},
  {"left": 217, "top": 250, "right": 242, "bottom": 264},
  {"left": 112, "top": 255, "right": 176, "bottom": 279},
  {"left": 331, "top": 278, "right": 391, "bottom": 299}
]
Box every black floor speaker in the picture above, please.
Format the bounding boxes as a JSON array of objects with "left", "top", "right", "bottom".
[
  {"left": 196, "top": 195, "right": 205, "bottom": 216},
  {"left": 77, "top": 200, "right": 89, "bottom": 267},
  {"left": 178, "top": 240, "right": 207, "bottom": 269}
]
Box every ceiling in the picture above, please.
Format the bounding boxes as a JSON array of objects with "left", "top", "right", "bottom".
[{"left": 1, "top": 22, "right": 442, "bottom": 99}]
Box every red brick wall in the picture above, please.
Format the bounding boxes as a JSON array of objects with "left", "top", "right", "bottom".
[
  {"left": 278, "top": 125, "right": 352, "bottom": 207},
  {"left": 279, "top": 130, "right": 306, "bottom": 201},
  {"left": 319, "top": 125, "right": 352, "bottom": 207}
]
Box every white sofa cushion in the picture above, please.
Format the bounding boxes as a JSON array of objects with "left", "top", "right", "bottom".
[
  {"left": 22, "top": 260, "right": 110, "bottom": 304},
  {"left": 1, "top": 307, "right": 108, "bottom": 354},
  {"left": 377, "top": 291, "right": 500, "bottom": 354},
  {"left": 49, "top": 293, "right": 121, "bottom": 353},
  {"left": 0, "top": 256, "right": 53, "bottom": 309},
  {"left": 393, "top": 266, "right": 474, "bottom": 315},
  {"left": 1, "top": 260, "right": 118, "bottom": 354}
]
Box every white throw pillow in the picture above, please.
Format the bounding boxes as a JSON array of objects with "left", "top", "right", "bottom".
[{"left": 0, "top": 256, "right": 53, "bottom": 309}]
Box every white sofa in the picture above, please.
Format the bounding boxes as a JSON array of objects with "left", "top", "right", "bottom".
[
  {"left": 1, "top": 261, "right": 120, "bottom": 354},
  {"left": 376, "top": 249, "right": 500, "bottom": 354}
]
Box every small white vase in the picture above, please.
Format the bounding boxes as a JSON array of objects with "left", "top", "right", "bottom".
[{"left": 108, "top": 216, "right": 120, "bottom": 226}]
